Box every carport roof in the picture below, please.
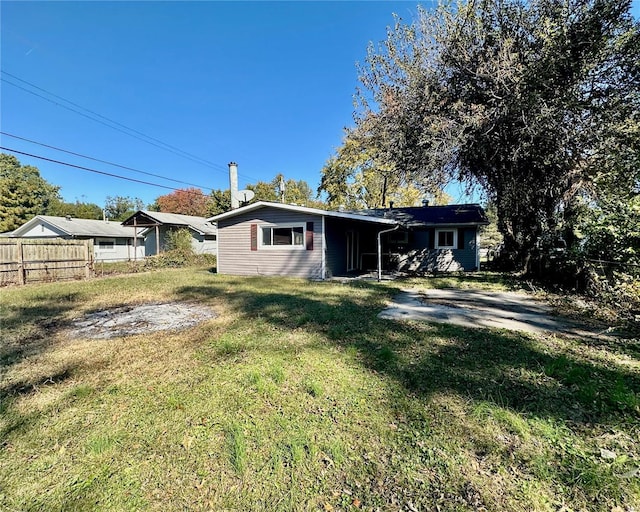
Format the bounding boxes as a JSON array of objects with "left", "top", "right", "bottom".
[{"left": 121, "top": 210, "right": 217, "bottom": 235}]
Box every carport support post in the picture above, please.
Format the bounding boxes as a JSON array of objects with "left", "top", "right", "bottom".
[
  {"left": 155, "top": 224, "right": 160, "bottom": 255},
  {"left": 377, "top": 225, "right": 400, "bottom": 282},
  {"left": 133, "top": 219, "right": 137, "bottom": 261}
]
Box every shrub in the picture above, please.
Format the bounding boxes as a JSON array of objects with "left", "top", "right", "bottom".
[{"left": 165, "top": 228, "right": 194, "bottom": 253}]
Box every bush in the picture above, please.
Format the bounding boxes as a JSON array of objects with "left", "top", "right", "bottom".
[
  {"left": 142, "top": 251, "right": 215, "bottom": 270},
  {"left": 165, "top": 228, "right": 194, "bottom": 253}
]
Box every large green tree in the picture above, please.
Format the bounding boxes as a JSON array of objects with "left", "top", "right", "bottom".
[
  {"left": 346, "top": 0, "right": 640, "bottom": 271},
  {"left": 248, "top": 174, "right": 325, "bottom": 208},
  {"left": 0, "top": 153, "right": 60, "bottom": 232},
  {"left": 104, "top": 195, "right": 145, "bottom": 222},
  {"left": 208, "top": 189, "right": 232, "bottom": 216},
  {"left": 320, "top": 130, "right": 450, "bottom": 209},
  {"left": 46, "top": 198, "right": 103, "bottom": 220}
]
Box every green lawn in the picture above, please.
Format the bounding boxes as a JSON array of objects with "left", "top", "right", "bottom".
[{"left": 1, "top": 268, "right": 639, "bottom": 511}]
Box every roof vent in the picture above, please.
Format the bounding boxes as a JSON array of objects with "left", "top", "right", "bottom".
[
  {"left": 389, "top": 201, "right": 394, "bottom": 209},
  {"left": 422, "top": 199, "right": 430, "bottom": 207},
  {"left": 65, "top": 215, "right": 72, "bottom": 221}
]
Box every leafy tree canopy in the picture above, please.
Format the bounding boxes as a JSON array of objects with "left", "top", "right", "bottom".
[
  {"left": 0, "top": 153, "right": 60, "bottom": 232},
  {"left": 319, "top": 129, "right": 444, "bottom": 209},
  {"left": 104, "top": 195, "right": 145, "bottom": 222},
  {"left": 345, "top": 0, "right": 640, "bottom": 270},
  {"left": 247, "top": 174, "right": 325, "bottom": 208},
  {"left": 155, "top": 187, "right": 210, "bottom": 217},
  {"left": 208, "top": 189, "right": 232, "bottom": 216},
  {"left": 46, "top": 198, "right": 103, "bottom": 220}
]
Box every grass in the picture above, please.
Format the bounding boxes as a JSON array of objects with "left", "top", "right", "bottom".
[{"left": 1, "top": 267, "right": 639, "bottom": 510}]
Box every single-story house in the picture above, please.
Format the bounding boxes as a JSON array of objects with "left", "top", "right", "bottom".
[
  {"left": 121, "top": 210, "right": 217, "bottom": 256},
  {"left": 9, "top": 215, "right": 145, "bottom": 262},
  {"left": 209, "top": 201, "right": 489, "bottom": 280}
]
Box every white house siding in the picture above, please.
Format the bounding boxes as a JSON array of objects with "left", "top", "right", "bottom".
[
  {"left": 190, "top": 233, "right": 217, "bottom": 254},
  {"left": 94, "top": 238, "right": 145, "bottom": 262},
  {"left": 217, "top": 209, "right": 323, "bottom": 279},
  {"left": 15, "top": 221, "right": 143, "bottom": 262},
  {"left": 17, "top": 223, "right": 66, "bottom": 237}
]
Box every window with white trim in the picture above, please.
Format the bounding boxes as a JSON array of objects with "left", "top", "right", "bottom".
[
  {"left": 435, "top": 229, "right": 457, "bottom": 249},
  {"left": 96, "top": 238, "right": 116, "bottom": 251},
  {"left": 260, "top": 224, "right": 305, "bottom": 248}
]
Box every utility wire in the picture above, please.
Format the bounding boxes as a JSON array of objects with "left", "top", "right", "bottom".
[
  {"left": 1, "top": 131, "right": 214, "bottom": 191},
  {"left": 1, "top": 71, "right": 225, "bottom": 171},
  {"left": 2, "top": 77, "right": 225, "bottom": 173},
  {"left": 0, "top": 146, "right": 212, "bottom": 195},
  {"left": 2, "top": 71, "right": 261, "bottom": 183}
]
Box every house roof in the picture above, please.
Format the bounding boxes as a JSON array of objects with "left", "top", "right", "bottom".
[
  {"left": 11, "top": 216, "right": 143, "bottom": 238},
  {"left": 208, "top": 201, "right": 398, "bottom": 225},
  {"left": 121, "top": 210, "right": 218, "bottom": 235},
  {"left": 209, "top": 201, "right": 488, "bottom": 227},
  {"left": 355, "top": 204, "right": 489, "bottom": 227}
]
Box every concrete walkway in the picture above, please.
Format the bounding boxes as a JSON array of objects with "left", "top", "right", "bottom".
[{"left": 378, "top": 288, "right": 597, "bottom": 337}]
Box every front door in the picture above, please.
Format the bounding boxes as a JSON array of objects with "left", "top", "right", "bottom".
[{"left": 346, "top": 231, "right": 359, "bottom": 271}]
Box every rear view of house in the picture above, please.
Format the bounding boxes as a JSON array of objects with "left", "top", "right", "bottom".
[
  {"left": 121, "top": 211, "right": 217, "bottom": 256},
  {"left": 9, "top": 215, "right": 144, "bottom": 262},
  {"left": 210, "top": 202, "right": 488, "bottom": 280}
]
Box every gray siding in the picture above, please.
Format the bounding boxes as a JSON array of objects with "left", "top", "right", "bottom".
[{"left": 218, "top": 209, "right": 323, "bottom": 279}]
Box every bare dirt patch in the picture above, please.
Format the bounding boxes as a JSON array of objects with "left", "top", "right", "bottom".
[{"left": 69, "top": 302, "right": 215, "bottom": 339}]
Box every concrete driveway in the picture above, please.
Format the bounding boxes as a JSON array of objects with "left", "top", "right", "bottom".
[{"left": 379, "top": 288, "right": 597, "bottom": 337}]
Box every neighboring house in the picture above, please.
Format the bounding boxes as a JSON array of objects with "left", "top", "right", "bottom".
[
  {"left": 9, "top": 215, "right": 145, "bottom": 262},
  {"left": 209, "top": 201, "right": 489, "bottom": 280},
  {"left": 121, "top": 211, "right": 217, "bottom": 256}
]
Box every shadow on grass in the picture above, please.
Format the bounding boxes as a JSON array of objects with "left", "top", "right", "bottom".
[
  {"left": 177, "top": 279, "right": 639, "bottom": 426},
  {"left": 409, "top": 271, "right": 521, "bottom": 289},
  {"left": 1, "top": 293, "right": 82, "bottom": 371}
]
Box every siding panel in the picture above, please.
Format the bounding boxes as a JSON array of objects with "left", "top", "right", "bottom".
[{"left": 218, "top": 209, "right": 323, "bottom": 279}]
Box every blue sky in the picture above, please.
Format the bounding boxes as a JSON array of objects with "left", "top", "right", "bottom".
[
  {"left": 1, "top": 1, "right": 425, "bottom": 207},
  {"left": 2, "top": 1, "right": 639, "bottom": 209}
]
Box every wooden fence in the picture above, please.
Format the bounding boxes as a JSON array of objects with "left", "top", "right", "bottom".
[{"left": 0, "top": 239, "right": 94, "bottom": 286}]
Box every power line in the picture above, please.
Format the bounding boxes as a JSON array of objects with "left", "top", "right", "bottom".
[
  {"left": 0, "top": 146, "right": 208, "bottom": 194},
  {"left": 3, "top": 72, "right": 264, "bottom": 185},
  {"left": 1, "top": 77, "right": 227, "bottom": 173},
  {"left": 1, "top": 71, "right": 228, "bottom": 172},
  {"left": 0, "top": 70, "right": 260, "bottom": 184},
  {"left": 1, "top": 131, "right": 215, "bottom": 191},
  {"left": 2, "top": 71, "right": 262, "bottom": 183}
]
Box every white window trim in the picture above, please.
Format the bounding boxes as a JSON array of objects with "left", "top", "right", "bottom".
[
  {"left": 96, "top": 237, "right": 116, "bottom": 252},
  {"left": 259, "top": 222, "right": 306, "bottom": 250},
  {"left": 435, "top": 228, "right": 457, "bottom": 249}
]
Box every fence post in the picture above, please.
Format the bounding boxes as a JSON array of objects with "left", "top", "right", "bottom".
[
  {"left": 16, "top": 239, "right": 25, "bottom": 285},
  {"left": 85, "top": 240, "right": 94, "bottom": 279}
]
